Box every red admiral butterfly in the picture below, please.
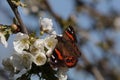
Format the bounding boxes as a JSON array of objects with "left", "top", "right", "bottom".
[{"left": 50, "top": 26, "right": 81, "bottom": 68}]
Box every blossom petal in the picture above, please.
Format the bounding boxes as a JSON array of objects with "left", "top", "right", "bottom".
[
  {"left": 2, "top": 58, "right": 14, "bottom": 73},
  {"left": 44, "top": 35, "right": 58, "bottom": 56},
  {"left": 0, "top": 32, "right": 8, "bottom": 47},
  {"left": 21, "top": 51, "right": 33, "bottom": 69},
  {"left": 33, "top": 39, "right": 45, "bottom": 50},
  {"left": 14, "top": 40, "right": 29, "bottom": 53},
  {"left": 10, "top": 54, "right": 24, "bottom": 71},
  {"left": 14, "top": 32, "right": 29, "bottom": 41}
]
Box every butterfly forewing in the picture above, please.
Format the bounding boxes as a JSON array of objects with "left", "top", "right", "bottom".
[
  {"left": 63, "top": 26, "right": 77, "bottom": 43},
  {"left": 63, "top": 26, "right": 81, "bottom": 56}
]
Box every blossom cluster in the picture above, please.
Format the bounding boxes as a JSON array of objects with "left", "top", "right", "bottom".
[{"left": 1, "top": 18, "right": 68, "bottom": 80}]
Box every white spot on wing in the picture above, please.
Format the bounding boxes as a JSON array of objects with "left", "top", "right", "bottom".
[
  {"left": 55, "top": 60, "right": 58, "bottom": 63},
  {"left": 68, "top": 27, "right": 71, "bottom": 31},
  {"left": 51, "top": 55, "right": 55, "bottom": 59},
  {"left": 71, "top": 31, "right": 74, "bottom": 34}
]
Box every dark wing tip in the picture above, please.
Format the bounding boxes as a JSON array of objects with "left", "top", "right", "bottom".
[{"left": 68, "top": 25, "right": 77, "bottom": 43}]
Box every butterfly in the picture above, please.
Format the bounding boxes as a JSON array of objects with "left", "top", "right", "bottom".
[{"left": 50, "top": 26, "right": 81, "bottom": 68}]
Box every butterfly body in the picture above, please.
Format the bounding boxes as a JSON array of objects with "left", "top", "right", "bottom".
[{"left": 50, "top": 26, "right": 81, "bottom": 68}]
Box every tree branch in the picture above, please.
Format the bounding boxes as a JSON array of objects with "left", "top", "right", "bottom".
[{"left": 7, "top": 0, "right": 28, "bottom": 34}]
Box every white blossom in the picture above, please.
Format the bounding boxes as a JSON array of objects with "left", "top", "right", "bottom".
[
  {"left": 2, "top": 51, "right": 33, "bottom": 75},
  {"left": 2, "top": 57, "right": 15, "bottom": 79},
  {"left": 0, "top": 32, "right": 8, "bottom": 47},
  {"left": 44, "top": 35, "right": 58, "bottom": 56},
  {"left": 40, "top": 18, "right": 53, "bottom": 32},
  {"left": 2, "top": 57, "right": 15, "bottom": 73},
  {"left": 30, "top": 39, "right": 45, "bottom": 56},
  {"left": 33, "top": 39, "right": 45, "bottom": 51},
  {"left": 33, "top": 52, "right": 47, "bottom": 66},
  {"left": 21, "top": 51, "right": 33, "bottom": 70},
  {"left": 2, "top": 53, "right": 24, "bottom": 76},
  {"left": 13, "top": 32, "right": 29, "bottom": 53},
  {"left": 57, "top": 67, "right": 68, "bottom": 80},
  {"left": 30, "top": 45, "right": 40, "bottom": 56},
  {"left": 9, "top": 53, "right": 24, "bottom": 71}
]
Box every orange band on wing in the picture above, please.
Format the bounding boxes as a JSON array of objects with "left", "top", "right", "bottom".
[
  {"left": 65, "top": 31, "right": 74, "bottom": 41},
  {"left": 55, "top": 49, "right": 63, "bottom": 60},
  {"left": 65, "top": 57, "right": 77, "bottom": 67}
]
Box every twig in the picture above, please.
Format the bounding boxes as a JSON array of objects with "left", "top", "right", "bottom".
[
  {"left": 7, "top": 0, "right": 28, "bottom": 34},
  {"left": 43, "top": 0, "right": 65, "bottom": 27},
  {"left": 81, "top": 45, "right": 105, "bottom": 80},
  {"left": 92, "top": 67, "right": 104, "bottom": 80}
]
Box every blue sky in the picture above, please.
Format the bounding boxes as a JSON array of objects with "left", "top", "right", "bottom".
[{"left": 0, "top": 0, "right": 120, "bottom": 80}]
